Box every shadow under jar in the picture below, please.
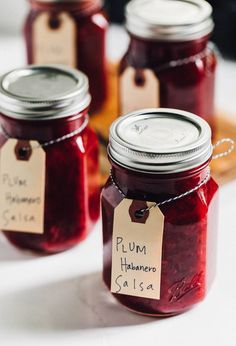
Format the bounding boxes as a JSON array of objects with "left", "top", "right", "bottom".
[
  {"left": 0, "top": 65, "right": 100, "bottom": 254},
  {"left": 24, "top": 0, "right": 108, "bottom": 114},
  {"left": 119, "top": 0, "right": 217, "bottom": 132},
  {"left": 102, "top": 108, "right": 219, "bottom": 316}
]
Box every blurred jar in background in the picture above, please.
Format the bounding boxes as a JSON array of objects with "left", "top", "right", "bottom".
[
  {"left": 24, "top": 0, "right": 108, "bottom": 114},
  {"left": 104, "top": 0, "right": 236, "bottom": 60},
  {"left": 119, "top": 0, "right": 217, "bottom": 132}
]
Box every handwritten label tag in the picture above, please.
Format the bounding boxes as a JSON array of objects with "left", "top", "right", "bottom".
[
  {"left": 0, "top": 140, "right": 46, "bottom": 234},
  {"left": 33, "top": 12, "right": 77, "bottom": 66},
  {"left": 111, "top": 199, "right": 164, "bottom": 300},
  {"left": 119, "top": 67, "right": 160, "bottom": 114}
]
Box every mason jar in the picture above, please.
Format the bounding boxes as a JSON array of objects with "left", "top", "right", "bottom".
[
  {"left": 119, "top": 0, "right": 217, "bottom": 131},
  {"left": 24, "top": 0, "right": 108, "bottom": 113},
  {"left": 0, "top": 65, "right": 100, "bottom": 253},
  {"left": 102, "top": 108, "right": 219, "bottom": 316}
]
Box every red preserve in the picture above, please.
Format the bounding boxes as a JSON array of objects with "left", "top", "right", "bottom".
[
  {"left": 102, "top": 108, "right": 219, "bottom": 316},
  {"left": 24, "top": 0, "right": 108, "bottom": 113},
  {"left": 0, "top": 65, "right": 100, "bottom": 254},
  {"left": 119, "top": 0, "right": 217, "bottom": 131}
]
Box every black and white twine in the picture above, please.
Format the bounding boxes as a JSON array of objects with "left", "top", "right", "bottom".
[
  {"left": 1, "top": 115, "right": 89, "bottom": 151},
  {"left": 110, "top": 138, "right": 234, "bottom": 216}
]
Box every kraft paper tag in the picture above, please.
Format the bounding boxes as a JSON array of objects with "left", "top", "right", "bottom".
[
  {"left": 33, "top": 12, "right": 77, "bottom": 66},
  {"left": 111, "top": 199, "right": 164, "bottom": 300},
  {"left": 0, "top": 139, "right": 46, "bottom": 234},
  {"left": 119, "top": 67, "right": 160, "bottom": 114}
]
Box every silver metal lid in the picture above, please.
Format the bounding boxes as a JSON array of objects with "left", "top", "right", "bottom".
[
  {"left": 126, "top": 0, "right": 214, "bottom": 41},
  {"left": 108, "top": 108, "right": 212, "bottom": 174},
  {"left": 0, "top": 65, "right": 91, "bottom": 120}
]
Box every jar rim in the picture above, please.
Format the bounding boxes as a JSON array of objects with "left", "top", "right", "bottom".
[
  {"left": 126, "top": 0, "right": 214, "bottom": 42},
  {"left": 0, "top": 65, "right": 91, "bottom": 121},
  {"left": 108, "top": 108, "right": 213, "bottom": 174}
]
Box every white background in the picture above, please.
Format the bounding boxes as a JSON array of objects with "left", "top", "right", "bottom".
[
  {"left": 0, "top": 1, "right": 236, "bottom": 346},
  {"left": 0, "top": 0, "right": 27, "bottom": 33}
]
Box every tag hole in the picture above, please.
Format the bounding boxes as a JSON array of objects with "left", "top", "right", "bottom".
[
  {"left": 18, "top": 148, "right": 28, "bottom": 159},
  {"left": 135, "top": 209, "right": 145, "bottom": 219},
  {"left": 49, "top": 15, "right": 61, "bottom": 29},
  {"left": 135, "top": 72, "right": 145, "bottom": 87}
]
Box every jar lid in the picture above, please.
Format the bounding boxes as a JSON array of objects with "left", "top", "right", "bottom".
[
  {"left": 108, "top": 108, "right": 212, "bottom": 174},
  {"left": 0, "top": 65, "right": 91, "bottom": 120},
  {"left": 126, "top": 0, "right": 214, "bottom": 41}
]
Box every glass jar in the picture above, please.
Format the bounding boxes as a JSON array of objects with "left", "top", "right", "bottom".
[
  {"left": 119, "top": 0, "right": 217, "bottom": 131},
  {"left": 24, "top": 0, "right": 108, "bottom": 114},
  {"left": 0, "top": 65, "right": 100, "bottom": 254},
  {"left": 102, "top": 108, "right": 219, "bottom": 316}
]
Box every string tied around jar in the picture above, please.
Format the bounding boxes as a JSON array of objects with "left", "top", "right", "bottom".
[
  {"left": 110, "top": 137, "right": 235, "bottom": 218},
  {"left": 212, "top": 138, "right": 235, "bottom": 160},
  {"left": 152, "top": 42, "right": 218, "bottom": 74},
  {"left": 0, "top": 115, "right": 89, "bottom": 156}
]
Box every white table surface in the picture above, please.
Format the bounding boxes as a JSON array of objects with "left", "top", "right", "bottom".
[{"left": 0, "top": 26, "right": 236, "bottom": 346}]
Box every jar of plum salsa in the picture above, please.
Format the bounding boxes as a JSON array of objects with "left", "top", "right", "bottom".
[
  {"left": 102, "top": 108, "right": 219, "bottom": 316},
  {"left": 119, "top": 0, "right": 217, "bottom": 131},
  {"left": 24, "top": 0, "right": 108, "bottom": 113},
  {"left": 0, "top": 65, "right": 100, "bottom": 254}
]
